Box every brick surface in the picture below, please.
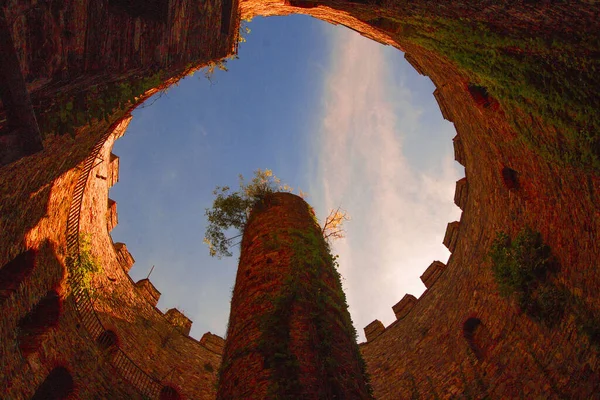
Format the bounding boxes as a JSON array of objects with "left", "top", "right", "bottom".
[{"left": 1, "top": 1, "right": 599, "bottom": 399}]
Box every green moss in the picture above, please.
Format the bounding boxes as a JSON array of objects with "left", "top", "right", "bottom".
[
  {"left": 67, "top": 233, "right": 103, "bottom": 298},
  {"left": 256, "top": 225, "right": 372, "bottom": 398},
  {"left": 489, "top": 228, "right": 567, "bottom": 326},
  {"left": 399, "top": 16, "right": 600, "bottom": 170},
  {"left": 37, "top": 71, "right": 165, "bottom": 137}
]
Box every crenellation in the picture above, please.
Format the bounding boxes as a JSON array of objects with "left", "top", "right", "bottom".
[
  {"left": 392, "top": 294, "right": 418, "bottom": 320},
  {"left": 453, "top": 135, "right": 466, "bottom": 166},
  {"left": 106, "top": 199, "right": 117, "bottom": 232},
  {"left": 1, "top": 1, "right": 598, "bottom": 399},
  {"left": 364, "top": 319, "right": 385, "bottom": 342},
  {"left": 200, "top": 332, "right": 225, "bottom": 355},
  {"left": 443, "top": 221, "right": 460, "bottom": 253},
  {"left": 420, "top": 261, "right": 447, "bottom": 289},
  {"left": 113, "top": 242, "right": 135, "bottom": 272},
  {"left": 404, "top": 53, "right": 426, "bottom": 76},
  {"left": 135, "top": 278, "right": 161, "bottom": 307},
  {"left": 164, "top": 308, "right": 192, "bottom": 336},
  {"left": 433, "top": 88, "right": 453, "bottom": 122},
  {"left": 107, "top": 153, "right": 119, "bottom": 188},
  {"left": 454, "top": 177, "right": 468, "bottom": 210}
]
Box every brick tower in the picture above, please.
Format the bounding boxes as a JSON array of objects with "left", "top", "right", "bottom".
[{"left": 217, "top": 192, "right": 372, "bottom": 399}]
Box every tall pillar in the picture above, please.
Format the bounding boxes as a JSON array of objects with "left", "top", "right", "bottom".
[{"left": 217, "top": 192, "right": 372, "bottom": 399}]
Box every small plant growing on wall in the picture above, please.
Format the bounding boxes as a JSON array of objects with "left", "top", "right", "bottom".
[
  {"left": 67, "top": 233, "right": 103, "bottom": 298},
  {"left": 203, "top": 169, "right": 292, "bottom": 258},
  {"left": 489, "top": 228, "right": 566, "bottom": 326}
]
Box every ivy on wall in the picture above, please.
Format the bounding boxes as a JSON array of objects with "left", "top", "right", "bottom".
[
  {"left": 37, "top": 72, "right": 164, "bottom": 137},
  {"left": 399, "top": 16, "right": 600, "bottom": 170},
  {"left": 255, "top": 225, "right": 373, "bottom": 398},
  {"left": 490, "top": 228, "right": 600, "bottom": 346}
]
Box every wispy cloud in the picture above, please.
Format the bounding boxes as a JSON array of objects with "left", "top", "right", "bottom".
[{"left": 310, "top": 28, "right": 463, "bottom": 341}]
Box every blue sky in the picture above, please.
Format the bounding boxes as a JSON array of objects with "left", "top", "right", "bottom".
[{"left": 110, "top": 15, "right": 463, "bottom": 342}]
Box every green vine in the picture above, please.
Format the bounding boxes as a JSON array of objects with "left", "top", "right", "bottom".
[
  {"left": 399, "top": 16, "right": 600, "bottom": 170},
  {"left": 256, "top": 225, "right": 373, "bottom": 398},
  {"left": 489, "top": 228, "right": 600, "bottom": 346},
  {"left": 67, "top": 233, "right": 103, "bottom": 298},
  {"left": 37, "top": 71, "right": 164, "bottom": 137}
]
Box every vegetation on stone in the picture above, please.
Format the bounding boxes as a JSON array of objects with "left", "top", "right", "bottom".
[
  {"left": 400, "top": 16, "right": 600, "bottom": 170},
  {"left": 67, "top": 233, "right": 103, "bottom": 298},
  {"left": 217, "top": 193, "right": 372, "bottom": 398},
  {"left": 489, "top": 228, "right": 566, "bottom": 325},
  {"left": 37, "top": 71, "right": 164, "bottom": 137},
  {"left": 203, "top": 169, "right": 293, "bottom": 258}
]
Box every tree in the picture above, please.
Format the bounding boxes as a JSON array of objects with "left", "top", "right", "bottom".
[
  {"left": 322, "top": 206, "right": 350, "bottom": 242},
  {"left": 204, "top": 169, "right": 292, "bottom": 258}
]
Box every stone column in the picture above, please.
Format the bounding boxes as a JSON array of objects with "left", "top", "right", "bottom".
[{"left": 217, "top": 192, "right": 371, "bottom": 399}]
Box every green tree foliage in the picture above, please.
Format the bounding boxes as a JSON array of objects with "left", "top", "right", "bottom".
[{"left": 203, "top": 169, "right": 292, "bottom": 258}]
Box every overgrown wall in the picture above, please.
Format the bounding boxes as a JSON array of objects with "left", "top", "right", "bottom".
[{"left": 1, "top": 0, "right": 599, "bottom": 399}]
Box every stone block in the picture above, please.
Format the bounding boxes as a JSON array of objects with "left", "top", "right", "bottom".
[
  {"left": 454, "top": 177, "right": 468, "bottom": 210},
  {"left": 114, "top": 242, "right": 135, "bottom": 272},
  {"left": 453, "top": 135, "right": 465, "bottom": 166},
  {"left": 364, "top": 320, "right": 385, "bottom": 342},
  {"left": 107, "top": 198, "right": 117, "bottom": 232},
  {"left": 108, "top": 153, "right": 119, "bottom": 188},
  {"left": 433, "top": 88, "right": 452, "bottom": 121},
  {"left": 443, "top": 221, "right": 460, "bottom": 253},
  {"left": 200, "top": 332, "right": 225, "bottom": 355},
  {"left": 135, "top": 278, "right": 161, "bottom": 307},
  {"left": 404, "top": 53, "right": 426, "bottom": 76},
  {"left": 165, "top": 308, "right": 192, "bottom": 336},
  {"left": 420, "top": 261, "right": 446, "bottom": 289},
  {"left": 392, "top": 294, "right": 418, "bottom": 320}
]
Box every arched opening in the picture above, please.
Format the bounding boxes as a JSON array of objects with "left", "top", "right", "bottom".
[
  {"left": 31, "top": 366, "right": 74, "bottom": 400},
  {"left": 463, "top": 317, "right": 491, "bottom": 360},
  {"left": 17, "top": 289, "right": 61, "bottom": 356},
  {"left": 96, "top": 330, "right": 118, "bottom": 350},
  {"left": 159, "top": 386, "right": 181, "bottom": 400},
  {"left": 466, "top": 83, "right": 499, "bottom": 111},
  {"left": 0, "top": 249, "right": 36, "bottom": 302},
  {"left": 502, "top": 167, "right": 519, "bottom": 190}
]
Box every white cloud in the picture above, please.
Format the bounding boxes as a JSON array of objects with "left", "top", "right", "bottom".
[{"left": 311, "top": 28, "right": 463, "bottom": 341}]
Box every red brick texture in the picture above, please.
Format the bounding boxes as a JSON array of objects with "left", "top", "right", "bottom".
[
  {"left": 1, "top": 0, "right": 599, "bottom": 399},
  {"left": 217, "top": 193, "right": 371, "bottom": 399}
]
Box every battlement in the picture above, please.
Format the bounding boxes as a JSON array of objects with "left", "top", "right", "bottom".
[
  {"left": 433, "top": 87, "right": 453, "bottom": 122},
  {"left": 404, "top": 53, "right": 426, "bottom": 76},
  {"left": 443, "top": 221, "right": 460, "bottom": 253},
  {"left": 200, "top": 332, "right": 225, "bottom": 355},
  {"left": 107, "top": 198, "right": 118, "bottom": 232},
  {"left": 108, "top": 153, "right": 120, "bottom": 188},
  {"left": 113, "top": 242, "right": 135, "bottom": 272},
  {"left": 135, "top": 278, "right": 161, "bottom": 307},
  {"left": 1, "top": 1, "right": 596, "bottom": 399},
  {"left": 364, "top": 320, "right": 385, "bottom": 342},
  {"left": 420, "top": 261, "right": 446, "bottom": 289},
  {"left": 453, "top": 135, "right": 466, "bottom": 166},
  {"left": 393, "top": 294, "right": 418, "bottom": 320},
  {"left": 164, "top": 308, "right": 193, "bottom": 336},
  {"left": 454, "top": 178, "right": 468, "bottom": 210}
]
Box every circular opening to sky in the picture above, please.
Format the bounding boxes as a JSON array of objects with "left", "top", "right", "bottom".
[{"left": 109, "top": 15, "right": 464, "bottom": 342}]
